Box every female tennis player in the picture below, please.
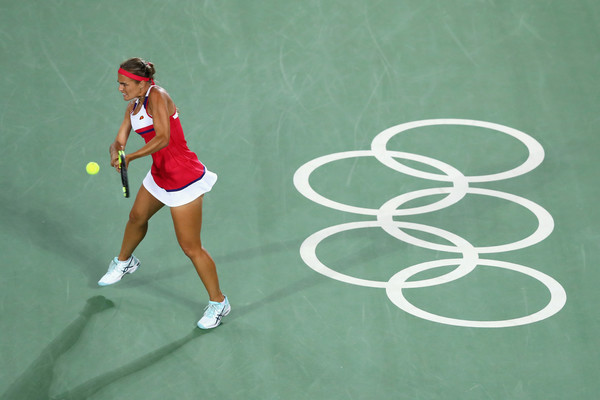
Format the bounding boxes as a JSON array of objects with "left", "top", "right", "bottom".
[{"left": 98, "top": 57, "right": 229, "bottom": 329}]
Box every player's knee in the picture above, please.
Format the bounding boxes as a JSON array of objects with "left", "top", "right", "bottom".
[
  {"left": 179, "top": 241, "right": 203, "bottom": 259},
  {"left": 128, "top": 208, "right": 149, "bottom": 226}
]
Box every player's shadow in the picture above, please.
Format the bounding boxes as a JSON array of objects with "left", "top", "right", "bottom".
[
  {"left": 1, "top": 296, "right": 114, "bottom": 400},
  {"left": 0, "top": 296, "right": 206, "bottom": 400},
  {"left": 50, "top": 330, "right": 205, "bottom": 400},
  {"left": 2, "top": 231, "right": 401, "bottom": 400}
]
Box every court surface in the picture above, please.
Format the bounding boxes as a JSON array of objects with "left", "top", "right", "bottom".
[{"left": 1, "top": 1, "right": 599, "bottom": 399}]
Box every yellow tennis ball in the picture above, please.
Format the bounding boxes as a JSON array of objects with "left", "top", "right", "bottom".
[{"left": 86, "top": 162, "right": 100, "bottom": 175}]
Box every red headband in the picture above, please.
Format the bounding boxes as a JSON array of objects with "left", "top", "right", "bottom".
[{"left": 118, "top": 68, "right": 155, "bottom": 85}]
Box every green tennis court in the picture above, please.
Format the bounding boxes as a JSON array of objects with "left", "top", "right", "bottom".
[{"left": 1, "top": 1, "right": 599, "bottom": 399}]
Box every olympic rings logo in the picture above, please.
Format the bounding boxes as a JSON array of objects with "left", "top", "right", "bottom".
[{"left": 293, "top": 119, "right": 566, "bottom": 328}]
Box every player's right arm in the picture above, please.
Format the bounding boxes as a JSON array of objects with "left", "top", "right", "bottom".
[{"left": 109, "top": 103, "right": 134, "bottom": 170}]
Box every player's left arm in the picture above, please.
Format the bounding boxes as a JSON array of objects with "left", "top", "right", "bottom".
[{"left": 126, "top": 87, "right": 171, "bottom": 165}]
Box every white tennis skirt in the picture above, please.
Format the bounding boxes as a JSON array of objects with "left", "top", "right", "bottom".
[{"left": 142, "top": 169, "right": 218, "bottom": 207}]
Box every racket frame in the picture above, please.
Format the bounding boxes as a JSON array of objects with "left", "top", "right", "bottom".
[{"left": 118, "top": 150, "right": 130, "bottom": 198}]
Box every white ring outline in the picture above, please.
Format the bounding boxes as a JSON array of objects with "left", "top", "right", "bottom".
[
  {"left": 371, "top": 119, "right": 545, "bottom": 183},
  {"left": 386, "top": 258, "right": 567, "bottom": 328},
  {"left": 293, "top": 150, "right": 469, "bottom": 216},
  {"left": 377, "top": 187, "right": 555, "bottom": 254},
  {"left": 299, "top": 220, "right": 479, "bottom": 289}
]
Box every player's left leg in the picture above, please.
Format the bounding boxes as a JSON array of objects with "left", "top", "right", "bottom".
[
  {"left": 170, "top": 195, "right": 225, "bottom": 302},
  {"left": 171, "top": 195, "right": 229, "bottom": 329}
]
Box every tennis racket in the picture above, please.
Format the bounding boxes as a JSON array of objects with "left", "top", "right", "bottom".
[{"left": 118, "top": 150, "right": 130, "bottom": 198}]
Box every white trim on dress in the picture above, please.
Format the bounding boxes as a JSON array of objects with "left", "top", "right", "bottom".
[{"left": 142, "top": 169, "right": 218, "bottom": 207}]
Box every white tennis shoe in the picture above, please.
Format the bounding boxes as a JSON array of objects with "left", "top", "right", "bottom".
[
  {"left": 197, "top": 296, "right": 230, "bottom": 329},
  {"left": 98, "top": 255, "right": 140, "bottom": 286}
]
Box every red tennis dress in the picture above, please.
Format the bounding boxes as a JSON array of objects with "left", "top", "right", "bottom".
[{"left": 130, "top": 86, "right": 217, "bottom": 206}]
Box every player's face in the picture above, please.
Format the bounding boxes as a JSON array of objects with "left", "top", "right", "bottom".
[{"left": 117, "top": 74, "right": 145, "bottom": 101}]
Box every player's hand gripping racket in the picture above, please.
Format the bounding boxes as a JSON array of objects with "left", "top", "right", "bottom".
[{"left": 118, "top": 150, "right": 130, "bottom": 198}]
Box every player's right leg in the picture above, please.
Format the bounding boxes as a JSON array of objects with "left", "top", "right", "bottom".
[
  {"left": 118, "top": 184, "right": 164, "bottom": 261},
  {"left": 98, "top": 185, "right": 164, "bottom": 286}
]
